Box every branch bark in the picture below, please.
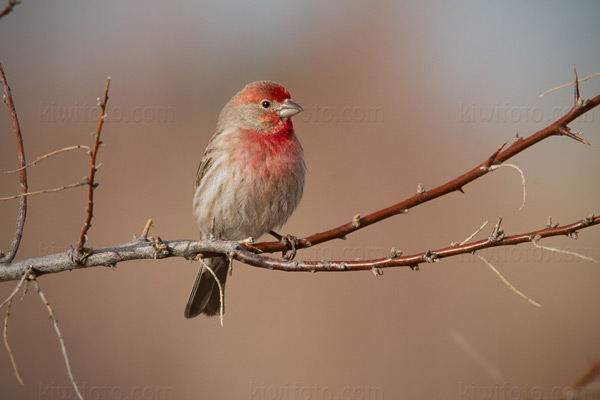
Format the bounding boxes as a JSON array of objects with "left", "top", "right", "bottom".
[
  {"left": 0, "top": 214, "right": 597, "bottom": 282},
  {"left": 77, "top": 77, "right": 110, "bottom": 251},
  {"left": 0, "top": 62, "right": 27, "bottom": 264}
]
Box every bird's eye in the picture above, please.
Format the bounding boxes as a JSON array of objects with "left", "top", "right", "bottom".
[{"left": 261, "top": 100, "right": 271, "bottom": 109}]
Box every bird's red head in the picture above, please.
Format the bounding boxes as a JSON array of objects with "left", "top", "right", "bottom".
[
  {"left": 234, "top": 81, "right": 291, "bottom": 105},
  {"left": 219, "top": 81, "right": 303, "bottom": 136}
]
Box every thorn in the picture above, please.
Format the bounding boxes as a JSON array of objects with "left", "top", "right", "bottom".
[
  {"left": 486, "top": 142, "right": 507, "bottom": 167},
  {"left": 559, "top": 127, "right": 591, "bottom": 146},
  {"left": 489, "top": 216, "right": 505, "bottom": 242},
  {"left": 457, "top": 187, "right": 465, "bottom": 194},
  {"left": 424, "top": 250, "right": 439, "bottom": 263},
  {"left": 574, "top": 67, "right": 581, "bottom": 107},
  {"left": 546, "top": 216, "right": 559, "bottom": 229},
  {"left": 389, "top": 247, "right": 403, "bottom": 258},
  {"left": 583, "top": 214, "right": 595, "bottom": 226}
]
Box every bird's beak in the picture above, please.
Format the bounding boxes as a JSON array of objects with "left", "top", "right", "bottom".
[{"left": 278, "top": 99, "right": 304, "bottom": 118}]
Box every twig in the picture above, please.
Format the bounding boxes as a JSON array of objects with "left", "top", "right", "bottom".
[
  {"left": 0, "top": 62, "right": 27, "bottom": 263},
  {"left": 77, "top": 77, "right": 111, "bottom": 251},
  {"left": 473, "top": 252, "right": 541, "bottom": 307},
  {"left": 0, "top": 181, "right": 88, "bottom": 201},
  {"left": 0, "top": 0, "right": 20, "bottom": 20},
  {"left": 199, "top": 259, "right": 224, "bottom": 327},
  {"left": 539, "top": 72, "right": 600, "bottom": 98},
  {"left": 489, "top": 216, "right": 505, "bottom": 242},
  {"left": 140, "top": 219, "right": 153, "bottom": 240},
  {"left": 4, "top": 145, "right": 91, "bottom": 173},
  {"left": 489, "top": 163, "right": 527, "bottom": 210},
  {"left": 0, "top": 266, "right": 29, "bottom": 308},
  {"left": 0, "top": 267, "right": 30, "bottom": 386},
  {"left": 31, "top": 276, "right": 84, "bottom": 400},
  {"left": 532, "top": 238, "right": 598, "bottom": 263},
  {"left": 4, "top": 298, "right": 23, "bottom": 385},
  {"left": 459, "top": 220, "right": 489, "bottom": 246}
]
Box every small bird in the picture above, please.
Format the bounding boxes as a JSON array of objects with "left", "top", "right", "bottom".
[{"left": 185, "top": 81, "right": 305, "bottom": 318}]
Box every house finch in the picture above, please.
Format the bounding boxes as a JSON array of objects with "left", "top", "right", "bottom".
[{"left": 185, "top": 81, "right": 305, "bottom": 318}]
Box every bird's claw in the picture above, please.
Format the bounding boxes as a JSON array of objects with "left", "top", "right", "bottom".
[
  {"left": 282, "top": 234, "right": 299, "bottom": 260},
  {"left": 269, "top": 230, "right": 299, "bottom": 260}
]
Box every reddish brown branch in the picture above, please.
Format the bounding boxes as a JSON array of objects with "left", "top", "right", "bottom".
[
  {"left": 252, "top": 93, "right": 600, "bottom": 255},
  {"left": 76, "top": 77, "right": 111, "bottom": 251},
  {"left": 0, "top": 62, "right": 27, "bottom": 264},
  {"left": 234, "top": 215, "right": 599, "bottom": 272},
  {"left": 554, "top": 356, "right": 600, "bottom": 400},
  {"left": 0, "top": 0, "right": 20, "bottom": 20}
]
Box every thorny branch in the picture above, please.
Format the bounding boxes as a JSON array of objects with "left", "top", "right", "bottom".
[
  {"left": 250, "top": 89, "right": 600, "bottom": 256},
  {"left": 0, "top": 62, "right": 27, "bottom": 264},
  {"left": 0, "top": 214, "right": 598, "bottom": 281},
  {"left": 76, "top": 77, "right": 111, "bottom": 251},
  {"left": 0, "top": 75, "right": 597, "bottom": 279}
]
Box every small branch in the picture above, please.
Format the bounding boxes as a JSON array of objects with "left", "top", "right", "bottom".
[
  {"left": 0, "top": 181, "right": 88, "bottom": 201},
  {"left": 532, "top": 237, "right": 598, "bottom": 263},
  {"left": 0, "top": 267, "right": 30, "bottom": 385},
  {"left": 77, "top": 77, "right": 111, "bottom": 251},
  {"left": 140, "top": 219, "right": 153, "bottom": 240},
  {"left": 489, "top": 163, "right": 526, "bottom": 210},
  {"left": 0, "top": 62, "right": 27, "bottom": 264},
  {"left": 0, "top": 266, "right": 29, "bottom": 307},
  {"left": 0, "top": 0, "right": 20, "bottom": 20},
  {"left": 4, "top": 145, "right": 91, "bottom": 173},
  {"left": 473, "top": 252, "right": 541, "bottom": 307},
  {"left": 4, "top": 298, "right": 23, "bottom": 385},
  {"left": 459, "top": 220, "right": 489, "bottom": 246},
  {"left": 31, "top": 276, "right": 84, "bottom": 400},
  {"left": 539, "top": 72, "right": 600, "bottom": 98}
]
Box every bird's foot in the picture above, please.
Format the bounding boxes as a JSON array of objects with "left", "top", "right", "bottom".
[{"left": 269, "top": 230, "right": 299, "bottom": 260}]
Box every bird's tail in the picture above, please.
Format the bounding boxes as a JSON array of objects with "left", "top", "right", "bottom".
[{"left": 184, "top": 256, "right": 228, "bottom": 318}]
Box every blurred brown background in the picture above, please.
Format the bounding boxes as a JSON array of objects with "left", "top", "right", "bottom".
[{"left": 1, "top": 1, "right": 599, "bottom": 399}]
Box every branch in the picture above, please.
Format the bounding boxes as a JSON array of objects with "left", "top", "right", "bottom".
[
  {"left": 0, "top": 181, "right": 88, "bottom": 201},
  {"left": 0, "top": 62, "right": 28, "bottom": 264},
  {"left": 77, "top": 77, "right": 111, "bottom": 251},
  {"left": 0, "top": 0, "right": 20, "bottom": 20},
  {"left": 251, "top": 92, "right": 600, "bottom": 255},
  {"left": 555, "top": 356, "right": 600, "bottom": 400},
  {"left": 0, "top": 214, "right": 597, "bottom": 282},
  {"left": 3, "top": 145, "right": 91, "bottom": 173}
]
